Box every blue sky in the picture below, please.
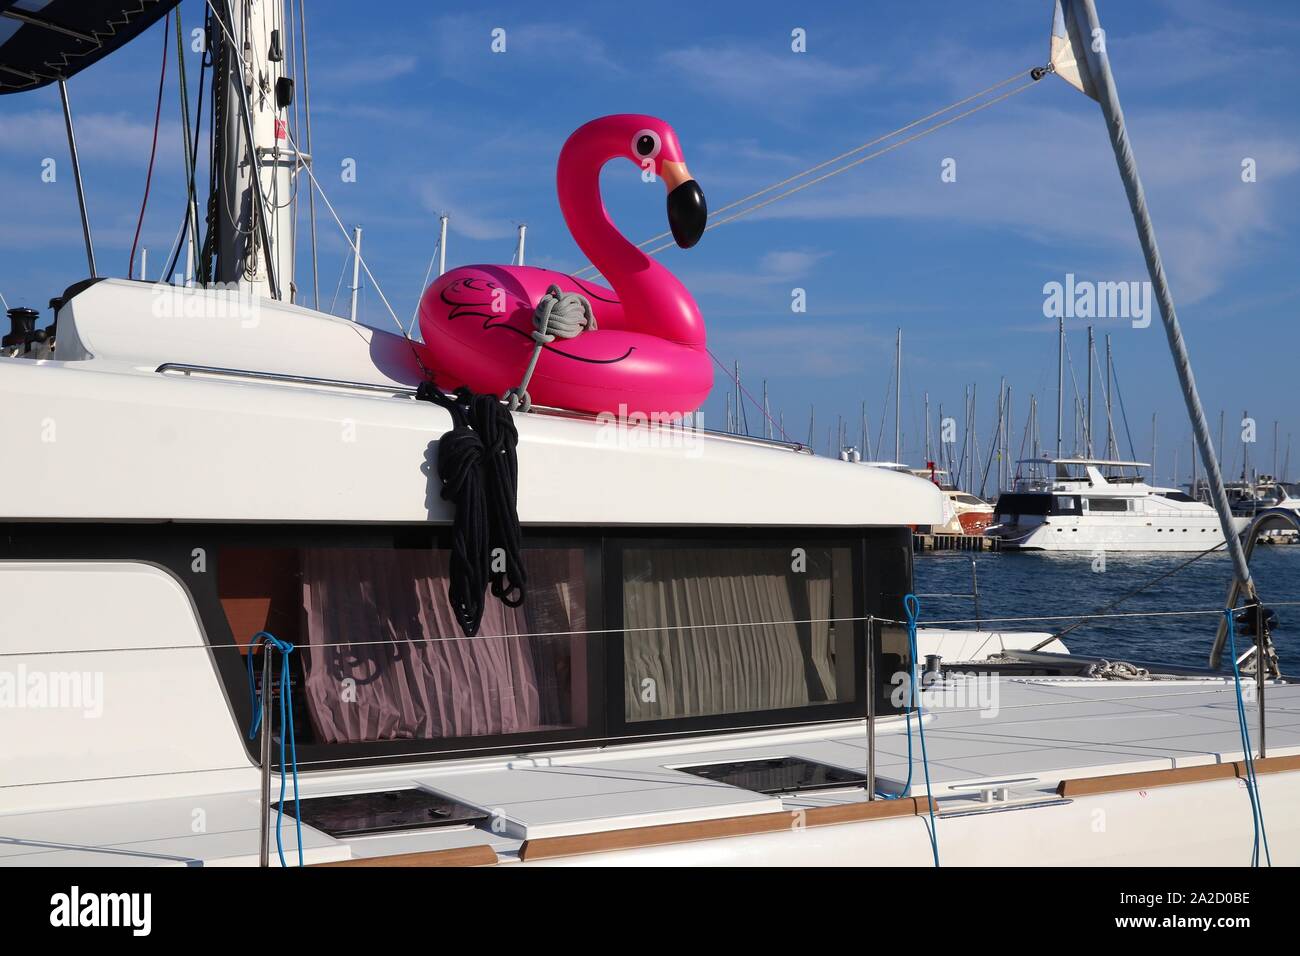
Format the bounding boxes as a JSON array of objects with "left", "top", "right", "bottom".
[{"left": 2, "top": 0, "right": 1298, "bottom": 489}]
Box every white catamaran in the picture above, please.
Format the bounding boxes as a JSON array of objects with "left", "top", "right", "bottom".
[{"left": 1, "top": 0, "right": 1296, "bottom": 868}]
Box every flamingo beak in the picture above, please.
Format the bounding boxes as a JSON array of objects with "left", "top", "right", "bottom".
[{"left": 662, "top": 160, "right": 707, "bottom": 249}]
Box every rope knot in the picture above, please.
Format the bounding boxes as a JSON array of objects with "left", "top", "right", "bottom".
[{"left": 505, "top": 285, "right": 595, "bottom": 411}]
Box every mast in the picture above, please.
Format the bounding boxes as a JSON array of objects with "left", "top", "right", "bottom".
[
  {"left": 1105, "top": 334, "right": 1114, "bottom": 459},
  {"left": 515, "top": 223, "right": 527, "bottom": 266},
  {"left": 1056, "top": 316, "right": 1064, "bottom": 460},
  {"left": 894, "top": 328, "right": 902, "bottom": 463},
  {"left": 437, "top": 215, "right": 449, "bottom": 276},
  {"left": 1057, "top": 0, "right": 1255, "bottom": 667},
  {"left": 1274, "top": 420, "right": 1279, "bottom": 479},
  {"left": 213, "top": 0, "right": 295, "bottom": 300},
  {"left": 1086, "top": 325, "right": 1094, "bottom": 456},
  {"left": 923, "top": 392, "right": 931, "bottom": 463},
  {"left": 763, "top": 380, "right": 771, "bottom": 440},
  {"left": 969, "top": 383, "right": 978, "bottom": 491},
  {"left": 348, "top": 225, "right": 362, "bottom": 322},
  {"left": 1242, "top": 408, "right": 1250, "bottom": 480},
  {"left": 1151, "top": 412, "right": 1157, "bottom": 487}
]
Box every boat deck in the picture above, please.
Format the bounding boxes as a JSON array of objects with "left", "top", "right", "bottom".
[{"left": 3, "top": 677, "right": 1297, "bottom": 865}]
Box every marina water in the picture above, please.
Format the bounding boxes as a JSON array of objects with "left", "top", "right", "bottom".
[{"left": 915, "top": 549, "right": 1300, "bottom": 668}]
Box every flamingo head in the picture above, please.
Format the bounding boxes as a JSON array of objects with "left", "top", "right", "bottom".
[
  {"left": 629, "top": 117, "right": 707, "bottom": 249},
  {"left": 567, "top": 114, "right": 707, "bottom": 249}
]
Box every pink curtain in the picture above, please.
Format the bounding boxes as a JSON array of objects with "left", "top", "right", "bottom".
[{"left": 300, "top": 548, "right": 584, "bottom": 743}]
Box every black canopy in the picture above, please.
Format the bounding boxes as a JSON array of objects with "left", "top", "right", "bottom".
[{"left": 0, "top": 0, "right": 180, "bottom": 94}]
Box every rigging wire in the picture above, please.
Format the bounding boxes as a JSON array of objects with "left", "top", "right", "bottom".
[
  {"left": 407, "top": 236, "right": 442, "bottom": 338},
  {"left": 571, "top": 66, "right": 1040, "bottom": 279},
  {"left": 297, "top": 0, "right": 320, "bottom": 308},
  {"left": 1223, "top": 610, "right": 1271, "bottom": 866},
  {"left": 1107, "top": 351, "right": 1140, "bottom": 463},
  {"left": 609, "top": 77, "right": 1043, "bottom": 270},
  {"left": 1030, "top": 540, "right": 1230, "bottom": 651},
  {"left": 166, "top": 11, "right": 208, "bottom": 283},
  {"left": 127, "top": 11, "right": 171, "bottom": 280},
  {"left": 202, "top": 1, "right": 413, "bottom": 347}
]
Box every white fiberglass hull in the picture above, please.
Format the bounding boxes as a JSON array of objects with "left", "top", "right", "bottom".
[{"left": 993, "top": 518, "right": 1248, "bottom": 552}]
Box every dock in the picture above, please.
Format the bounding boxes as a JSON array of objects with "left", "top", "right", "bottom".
[{"left": 913, "top": 532, "right": 1000, "bottom": 553}]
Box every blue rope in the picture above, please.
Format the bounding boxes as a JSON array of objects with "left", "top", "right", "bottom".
[
  {"left": 245, "top": 631, "right": 303, "bottom": 868},
  {"left": 1223, "top": 610, "right": 1270, "bottom": 867},
  {"left": 904, "top": 594, "right": 940, "bottom": 866}
]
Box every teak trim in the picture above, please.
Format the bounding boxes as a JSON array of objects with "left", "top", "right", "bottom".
[
  {"left": 313, "top": 844, "right": 499, "bottom": 868},
  {"left": 517, "top": 796, "right": 932, "bottom": 862},
  {"left": 1057, "top": 754, "right": 1300, "bottom": 798}
]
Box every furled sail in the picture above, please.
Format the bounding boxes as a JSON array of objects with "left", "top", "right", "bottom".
[
  {"left": 0, "top": 0, "right": 179, "bottom": 94},
  {"left": 1048, "top": 0, "right": 1100, "bottom": 100}
]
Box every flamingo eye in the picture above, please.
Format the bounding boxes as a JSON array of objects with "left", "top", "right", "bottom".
[{"left": 633, "top": 130, "right": 661, "bottom": 160}]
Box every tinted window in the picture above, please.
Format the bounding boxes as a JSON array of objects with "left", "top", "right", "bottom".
[
  {"left": 619, "top": 543, "right": 857, "bottom": 723},
  {"left": 994, "top": 493, "right": 1051, "bottom": 518},
  {"left": 219, "top": 545, "right": 593, "bottom": 744},
  {"left": 1085, "top": 498, "right": 1129, "bottom": 512}
]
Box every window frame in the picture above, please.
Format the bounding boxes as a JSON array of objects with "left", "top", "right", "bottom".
[
  {"left": 602, "top": 528, "right": 870, "bottom": 740},
  {"left": 0, "top": 521, "right": 912, "bottom": 771}
]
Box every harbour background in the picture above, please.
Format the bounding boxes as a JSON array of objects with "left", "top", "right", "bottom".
[{"left": 914, "top": 548, "right": 1300, "bottom": 668}]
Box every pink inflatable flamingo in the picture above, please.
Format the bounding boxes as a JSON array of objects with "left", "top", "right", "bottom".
[{"left": 417, "top": 114, "right": 712, "bottom": 416}]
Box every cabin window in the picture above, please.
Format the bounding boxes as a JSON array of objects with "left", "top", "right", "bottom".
[
  {"left": 218, "top": 544, "right": 593, "bottom": 744},
  {"left": 615, "top": 542, "right": 858, "bottom": 723},
  {"left": 994, "top": 493, "right": 1051, "bottom": 521},
  {"left": 1084, "top": 497, "right": 1129, "bottom": 513}
]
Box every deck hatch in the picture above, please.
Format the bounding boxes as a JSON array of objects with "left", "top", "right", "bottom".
[
  {"left": 275, "top": 788, "right": 489, "bottom": 837},
  {"left": 677, "top": 757, "right": 866, "bottom": 795}
]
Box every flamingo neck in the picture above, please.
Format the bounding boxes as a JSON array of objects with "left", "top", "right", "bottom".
[{"left": 557, "top": 136, "right": 704, "bottom": 346}]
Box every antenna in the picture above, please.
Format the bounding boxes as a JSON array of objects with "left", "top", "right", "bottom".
[{"left": 515, "top": 223, "right": 527, "bottom": 266}]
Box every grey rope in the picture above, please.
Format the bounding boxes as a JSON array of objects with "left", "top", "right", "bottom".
[{"left": 505, "top": 284, "right": 596, "bottom": 412}]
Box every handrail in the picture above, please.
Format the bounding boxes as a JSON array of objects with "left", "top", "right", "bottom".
[{"left": 154, "top": 361, "right": 814, "bottom": 454}]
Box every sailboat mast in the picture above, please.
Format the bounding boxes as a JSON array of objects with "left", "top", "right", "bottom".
[
  {"left": 348, "top": 225, "right": 362, "bottom": 322},
  {"left": 213, "top": 0, "right": 295, "bottom": 300},
  {"left": 894, "top": 328, "right": 902, "bottom": 463},
  {"left": 1086, "top": 326, "right": 1094, "bottom": 456},
  {"left": 1056, "top": 316, "right": 1064, "bottom": 460},
  {"left": 923, "top": 392, "right": 931, "bottom": 463},
  {"left": 438, "top": 215, "right": 449, "bottom": 276},
  {"left": 1105, "top": 334, "right": 1114, "bottom": 459}
]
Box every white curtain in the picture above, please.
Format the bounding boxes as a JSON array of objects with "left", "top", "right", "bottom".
[{"left": 622, "top": 548, "right": 840, "bottom": 721}]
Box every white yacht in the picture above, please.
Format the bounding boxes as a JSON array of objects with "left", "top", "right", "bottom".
[{"left": 987, "top": 458, "right": 1250, "bottom": 552}]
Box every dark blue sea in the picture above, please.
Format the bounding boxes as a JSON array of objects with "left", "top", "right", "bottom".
[{"left": 913, "top": 547, "right": 1300, "bottom": 670}]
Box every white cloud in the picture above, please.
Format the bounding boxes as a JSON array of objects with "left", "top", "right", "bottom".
[
  {"left": 661, "top": 45, "right": 880, "bottom": 108},
  {"left": 704, "top": 99, "right": 1300, "bottom": 304}
]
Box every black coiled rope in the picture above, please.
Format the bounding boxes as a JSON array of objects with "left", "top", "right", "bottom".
[{"left": 416, "top": 382, "right": 526, "bottom": 636}]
